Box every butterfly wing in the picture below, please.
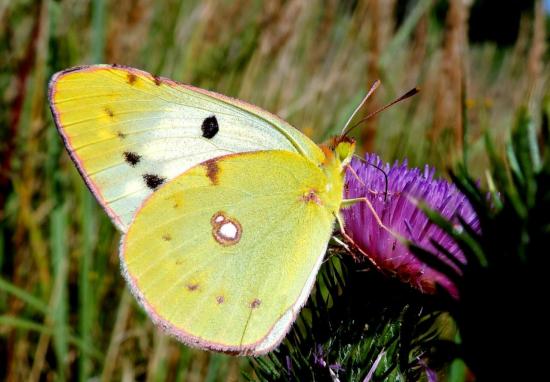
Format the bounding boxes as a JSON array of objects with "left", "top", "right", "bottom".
[
  {"left": 49, "top": 65, "right": 324, "bottom": 231},
  {"left": 120, "top": 150, "right": 339, "bottom": 354}
]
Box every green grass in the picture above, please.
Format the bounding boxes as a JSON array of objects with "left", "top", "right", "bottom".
[{"left": 0, "top": 1, "right": 548, "bottom": 380}]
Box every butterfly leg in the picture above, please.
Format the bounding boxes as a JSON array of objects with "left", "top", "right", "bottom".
[
  {"left": 341, "top": 197, "right": 395, "bottom": 235},
  {"left": 331, "top": 208, "right": 368, "bottom": 262},
  {"left": 338, "top": 197, "right": 406, "bottom": 268}
]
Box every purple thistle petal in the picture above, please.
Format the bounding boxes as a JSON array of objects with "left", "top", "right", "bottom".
[
  {"left": 313, "top": 344, "right": 327, "bottom": 368},
  {"left": 329, "top": 363, "right": 345, "bottom": 372},
  {"left": 418, "top": 357, "right": 438, "bottom": 382},
  {"left": 285, "top": 355, "right": 293, "bottom": 374},
  {"left": 342, "top": 154, "right": 479, "bottom": 298}
]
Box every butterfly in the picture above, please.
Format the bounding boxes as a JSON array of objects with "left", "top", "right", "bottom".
[{"left": 48, "top": 64, "right": 359, "bottom": 355}]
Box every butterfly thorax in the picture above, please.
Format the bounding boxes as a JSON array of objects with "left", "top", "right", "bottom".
[{"left": 315, "top": 138, "right": 355, "bottom": 213}]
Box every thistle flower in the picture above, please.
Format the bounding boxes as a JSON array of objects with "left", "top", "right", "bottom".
[{"left": 342, "top": 154, "right": 479, "bottom": 298}]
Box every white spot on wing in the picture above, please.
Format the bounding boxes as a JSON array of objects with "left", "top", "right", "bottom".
[
  {"left": 210, "top": 211, "right": 242, "bottom": 246},
  {"left": 219, "top": 221, "right": 238, "bottom": 239}
]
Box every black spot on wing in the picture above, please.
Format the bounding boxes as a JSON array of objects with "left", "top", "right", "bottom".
[
  {"left": 123, "top": 151, "right": 141, "bottom": 166},
  {"left": 201, "top": 115, "right": 219, "bottom": 139},
  {"left": 143, "top": 174, "right": 166, "bottom": 190}
]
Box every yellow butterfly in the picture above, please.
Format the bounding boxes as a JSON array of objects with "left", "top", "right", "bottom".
[{"left": 49, "top": 65, "right": 357, "bottom": 355}]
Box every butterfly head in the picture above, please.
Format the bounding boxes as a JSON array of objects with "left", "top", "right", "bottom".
[
  {"left": 334, "top": 137, "right": 355, "bottom": 167},
  {"left": 325, "top": 136, "right": 355, "bottom": 169}
]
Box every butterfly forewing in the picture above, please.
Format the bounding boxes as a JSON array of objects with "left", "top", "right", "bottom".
[{"left": 49, "top": 65, "right": 324, "bottom": 231}]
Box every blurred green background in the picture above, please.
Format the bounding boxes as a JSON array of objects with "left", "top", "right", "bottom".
[{"left": 0, "top": 0, "right": 548, "bottom": 381}]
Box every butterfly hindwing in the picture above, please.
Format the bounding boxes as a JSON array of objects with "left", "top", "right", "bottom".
[
  {"left": 120, "top": 150, "right": 337, "bottom": 354},
  {"left": 49, "top": 65, "right": 324, "bottom": 231}
]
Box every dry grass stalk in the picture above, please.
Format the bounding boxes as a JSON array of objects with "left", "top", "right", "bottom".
[
  {"left": 361, "top": 0, "right": 396, "bottom": 152},
  {"left": 431, "top": 0, "right": 470, "bottom": 162},
  {"left": 527, "top": 0, "right": 547, "bottom": 118}
]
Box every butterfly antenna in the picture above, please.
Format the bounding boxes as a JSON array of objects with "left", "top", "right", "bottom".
[
  {"left": 341, "top": 80, "right": 381, "bottom": 136},
  {"left": 350, "top": 155, "right": 389, "bottom": 201},
  {"left": 342, "top": 86, "right": 420, "bottom": 138}
]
